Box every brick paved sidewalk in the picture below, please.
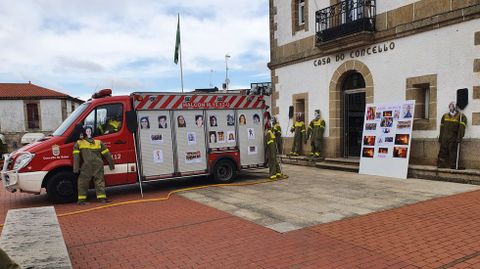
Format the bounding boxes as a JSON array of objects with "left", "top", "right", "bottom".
[
  {"left": 2, "top": 171, "right": 480, "bottom": 268},
  {"left": 58, "top": 188, "right": 480, "bottom": 269}
]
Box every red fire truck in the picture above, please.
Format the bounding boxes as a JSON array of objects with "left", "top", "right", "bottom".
[{"left": 1, "top": 90, "right": 268, "bottom": 203}]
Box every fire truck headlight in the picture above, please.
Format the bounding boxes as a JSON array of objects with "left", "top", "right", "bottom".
[{"left": 13, "top": 152, "right": 35, "bottom": 171}]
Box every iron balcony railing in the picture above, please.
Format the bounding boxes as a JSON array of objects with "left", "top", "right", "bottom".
[{"left": 315, "top": 0, "right": 376, "bottom": 43}]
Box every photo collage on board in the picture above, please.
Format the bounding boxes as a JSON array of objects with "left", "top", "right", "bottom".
[
  {"left": 139, "top": 114, "right": 171, "bottom": 164},
  {"left": 361, "top": 102, "right": 414, "bottom": 159},
  {"left": 208, "top": 112, "right": 236, "bottom": 149}
]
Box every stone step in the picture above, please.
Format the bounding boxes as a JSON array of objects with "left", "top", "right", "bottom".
[
  {"left": 314, "top": 162, "right": 359, "bottom": 172},
  {"left": 324, "top": 157, "right": 360, "bottom": 166},
  {"left": 408, "top": 165, "right": 480, "bottom": 185},
  {"left": 279, "top": 155, "right": 480, "bottom": 185}
]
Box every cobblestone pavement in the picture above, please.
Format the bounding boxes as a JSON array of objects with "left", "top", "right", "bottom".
[{"left": 1, "top": 165, "right": 480, "bottom": 268}]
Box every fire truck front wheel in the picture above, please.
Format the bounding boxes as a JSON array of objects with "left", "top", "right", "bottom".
[
  {"left": 46, "top": 171, "right": 77, "bottom": 203},
  {"left": 212, "top": 159, "right": 236, "bottom": 183}
]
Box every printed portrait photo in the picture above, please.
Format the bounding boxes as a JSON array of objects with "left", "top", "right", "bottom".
[
  {"left": 177, "top": 115, "right": 186, "bottom": 128},
  {"left": 140, "top": 116, "right": 150, "bottom": 129},
  {"left": 239, "top": 114, "right": 247, "bottom": 125},
  {"left": 158, "top": 115, "right": 168, "bottom": 129},
  {"left": 253, "top": 114, "right": 260, "bottom": 125},
  {"left": 366, "top": 106, "right": 376, "bottom": 120},
  {"left": 380, "top": 117, "right": 393, "bottom": 127},
  {"left": 187, "top": 132, "right": 197, "bottom": 145},
  {"left": 195, "top": 115, "right": 204, "bottom": 128},
  {"left": 227, "top": 131, "right": 235, "bottom": 142},
  {"left": 153, "top": 149, "right": 163, "bottom": 164},
  {"left": 208, "top": 131, "right": 217, "bottom": 143},
  {"left": 217, "top": 131, "right": 225, "bottom": 143},
  {"left": 210, "top": 115, "right": 218, "bottom": 127},
  {"left": 402, "top": 104, "right": 413, "bottom": 119},
  {"left": 227, "top": 114, "right": 235, "bottom": 126}
]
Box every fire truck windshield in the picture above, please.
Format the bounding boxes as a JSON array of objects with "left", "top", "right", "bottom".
[{"left": 52, "top": 103, "right": 90, "bottom": 136}]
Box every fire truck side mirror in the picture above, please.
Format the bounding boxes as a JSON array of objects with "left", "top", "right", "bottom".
[
  {"left": 66, "top": 124, "right": 84, "bottom": 144},
  {"left": 126, "top": 110, "right": 138, "bottom": 133}
]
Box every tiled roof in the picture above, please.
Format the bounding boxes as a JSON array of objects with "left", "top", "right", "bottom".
[{"left": 0, "top": 82, "right": 70, "bottom": 99}]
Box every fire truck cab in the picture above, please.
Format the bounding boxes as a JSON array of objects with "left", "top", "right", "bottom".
[{"left": 1, "top": 89, "right": 268, "bottom": 203}]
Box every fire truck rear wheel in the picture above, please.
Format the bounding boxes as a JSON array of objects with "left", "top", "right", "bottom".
[
  {"left": 46, "top": 171, "right": 77, "bottom": 204},
  {"left": 212, "top": 159, "right": 236, "bottom": 183}
]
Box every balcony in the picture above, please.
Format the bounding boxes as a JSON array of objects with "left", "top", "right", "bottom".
[{"left": 315, "top": 0, "right": 376, "bottom": 51}]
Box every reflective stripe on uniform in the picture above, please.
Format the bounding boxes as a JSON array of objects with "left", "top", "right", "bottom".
[
  {"left": 97, "top": 194, "right": 107, "bottom": 199},
  {"left": 101, "top": 148, "right": 110, "bottom": 155},
  {"left": 78, "top": 195, "right": 87, "bottom": 200},
  {"left": 459, "top": 121, "right": 466, "bottom": 127},
  {"left": 77, "top": 139, "right": 102, "bottom": 150},
  {"left": 267, "top": 140, "right": 274, "bottom": 145},
  {"left": 73, "top": 150, "right": 80, "bottom": 154}
]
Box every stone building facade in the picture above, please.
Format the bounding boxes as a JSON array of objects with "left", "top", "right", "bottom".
[
  {"left": 269, "top": 0, "right": 480, "bottom": 168},
  {"left": 0, "top": 82, "right": 83, "bottom": 151}
]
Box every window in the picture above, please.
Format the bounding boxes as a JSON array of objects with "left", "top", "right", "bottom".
[
  {"left": 292, "top": 0, "right": 308, "bottom": 33},
  {"left": 26, "top": 103, "right": 40, "bottom": 129},
  {"left": 83, "top": 103, "right": 123, "bottom": 137},
  {"left": 298, "top": 0, "right": 305, "bottom": 25},
  {"left": 411, "top": 84, "right": 430, "bottom": 119},
  {"left": 292, "top": 92, "right": 309, "bottom": 123},
  {"left": 406, "top": 74, "right": 437, "bottom": 130}
]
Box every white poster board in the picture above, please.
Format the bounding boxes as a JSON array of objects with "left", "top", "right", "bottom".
[
  {"left": 359, "top": 100, "right": 415, "bottom": 179},
  {"left": 173, "top": 110, "right": 207, "bottom": 173},
  {"left": 137, "top": 110, "right": 175, "bottom": 178},
  {"left": 238, "top": 109, "right": 265, "bottom": 166}
]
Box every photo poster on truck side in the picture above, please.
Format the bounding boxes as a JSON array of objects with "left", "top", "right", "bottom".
[
  {"left": 359, "top": 100, "right": 415, "bottom": 179},
  {"left": 206, "top": 110, "right": 236, "bottom": 149}
]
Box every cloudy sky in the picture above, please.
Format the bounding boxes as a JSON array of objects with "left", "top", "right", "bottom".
[{"left": 0, "top": 0, "right": 270, "bottom": 101}]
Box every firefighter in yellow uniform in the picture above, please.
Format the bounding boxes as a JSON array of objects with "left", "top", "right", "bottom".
[
  {"left": 0, "top": 248, "right": 20, "bottom": 269},
  {"left": 437, "top": 102, "right": 467, "bottom": 169},
  {"left": 272, "top": 116, "right": 283, "bottom": 154},
  {"left": 265, "top": 123, "right": 282, "bottom": 179},
  {"left": 98, "top": 109, "right": 122, "bottom": 135},
  {"left": 289, "top": 114, "right": 306, "bottom": 156},
  {"left": 73, "top": 126, "right": 115, "bottom": 205},
  {"left": 307, "top": 110, "right": 325, "bottom": 158}
]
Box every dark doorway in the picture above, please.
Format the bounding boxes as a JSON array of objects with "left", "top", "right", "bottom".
[{"left": 342, "top": 72, "right": 366, "bottom": 157}]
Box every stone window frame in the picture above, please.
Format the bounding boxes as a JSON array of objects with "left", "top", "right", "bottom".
[
  {"left": 406, "top": 74, "right": 437, "bottom": 131},
  {"left": 291, "top": 0, "right": 309, "bottom": 34},
  {"left": 291, "top": 92, "right": 309, "bottom": 124},
  {"left": 24, "top": 100, "right": 42, "bottom": 131}
]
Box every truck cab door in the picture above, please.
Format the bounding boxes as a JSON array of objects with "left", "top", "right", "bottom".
[{"left": 83, "top": 103, "right": 134, "bottom": 186}]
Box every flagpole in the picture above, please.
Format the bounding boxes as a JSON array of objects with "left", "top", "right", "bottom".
[{"left": 178, "top": 14, "right": 184, "bottom": 93}]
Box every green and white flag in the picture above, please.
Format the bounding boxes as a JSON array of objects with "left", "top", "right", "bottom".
[{"left": 174, "top": 14, "right": 181, "bottom": 64}]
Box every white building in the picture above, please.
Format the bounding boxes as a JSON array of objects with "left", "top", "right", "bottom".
[
  {"left": 0, "top": 82, "right": 83, "bottom": 150},
  {"left": 269, "top": 0, "right": 480, "bottom": 168}
]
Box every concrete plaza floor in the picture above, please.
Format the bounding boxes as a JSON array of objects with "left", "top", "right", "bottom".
[
  {"left": 1, "top": 164, "right": 480, "bottom": 268},
  {"left": 180, "top": 165, "right": 479, "bottom": 232}
]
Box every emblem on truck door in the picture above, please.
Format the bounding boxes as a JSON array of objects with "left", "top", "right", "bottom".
[{"left": 52, "top": 145, "right": 60, "bottom": 156}]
